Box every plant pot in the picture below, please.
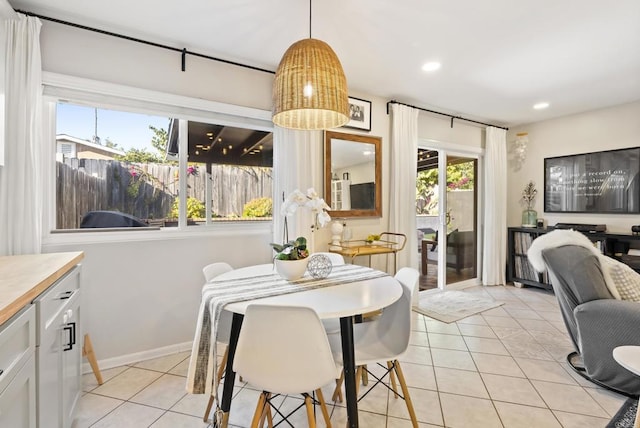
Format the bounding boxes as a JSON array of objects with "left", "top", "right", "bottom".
[
  {"left": 274, "top": 258, "right": 309, "bottom": 281},
  {"left": 521, "top": 209, "right": 538, "bottom": 228}
]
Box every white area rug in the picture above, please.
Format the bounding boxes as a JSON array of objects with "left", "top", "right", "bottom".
[{"left": 413, "top": 290, "right": 504, "bottom": 323}]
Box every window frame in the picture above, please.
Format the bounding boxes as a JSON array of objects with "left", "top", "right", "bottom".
[{"left": 42, "top": 72, "right": 274, "bottom": 244}]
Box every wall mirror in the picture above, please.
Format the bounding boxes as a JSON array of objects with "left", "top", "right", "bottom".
[{"left": 324, "top": 131, "right": 382, "bottom": 218}]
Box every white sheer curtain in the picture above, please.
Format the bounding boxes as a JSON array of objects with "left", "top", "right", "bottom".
[
  {"left": 0, "top": 14, "right": 43, "bottom": 256},
  {"left": 272, "top": 126, "right": 323, "bottom": 251},
  {"left": 389, "top": 103, "right": 419, "bottom": 271},
  {"left": 482, "top": 126, "right": 507, "bottom": 285}
]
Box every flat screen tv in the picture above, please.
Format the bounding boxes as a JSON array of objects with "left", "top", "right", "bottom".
[
  {"left": 544, "top": 147, "right": 640, "bottom": 213},
  {"left": 350, "top": 182, "right": 375, "bottom": 210}
]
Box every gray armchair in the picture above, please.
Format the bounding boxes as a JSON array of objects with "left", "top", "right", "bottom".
[{"left": 541, "top": 245, "right": 640, "bottom": 396}]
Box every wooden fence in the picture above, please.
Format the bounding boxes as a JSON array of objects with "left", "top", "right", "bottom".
[{"left": 56, "top": 158, "right": 272, "bottom": 229}]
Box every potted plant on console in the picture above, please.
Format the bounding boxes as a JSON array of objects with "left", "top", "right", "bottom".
[{"left": 521, "top": 180, "right": 538, "bottom": 228}]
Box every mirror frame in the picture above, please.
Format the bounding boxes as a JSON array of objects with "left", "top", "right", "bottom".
[{"left": 324, "top": 130, "right": 382, "bottom": 218}]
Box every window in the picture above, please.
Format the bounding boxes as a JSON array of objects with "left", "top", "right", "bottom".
[{"left": 54, "top": 102, "right": 273, "bottom": 230}]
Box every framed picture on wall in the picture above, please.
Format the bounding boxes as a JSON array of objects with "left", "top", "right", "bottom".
[
  {"left": 343, "top": 97, "right": 371, "bottom": 132},
  {"left": 544, "top": 147, "right": 640, "bottom": 213}
]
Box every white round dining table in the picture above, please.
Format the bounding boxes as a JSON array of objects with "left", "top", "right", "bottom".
[{"left": 216, "top": 263, "right": 402, "bottom": 428}]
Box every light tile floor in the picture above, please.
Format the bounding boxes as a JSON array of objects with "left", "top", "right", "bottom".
[{"left": 75, "top": 284, "right": 627, "bottom": 427}]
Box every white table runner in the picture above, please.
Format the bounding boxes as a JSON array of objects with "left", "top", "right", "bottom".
[{"left": 186, "top": 263, "right": 388, "bottom": 394}]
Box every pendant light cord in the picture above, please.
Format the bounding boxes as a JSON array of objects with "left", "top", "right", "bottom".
[{"left": 309, "top": 0, "right": 312, "bottom": 38}]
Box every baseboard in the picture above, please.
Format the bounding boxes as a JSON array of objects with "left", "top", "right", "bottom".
[{"left": 82, "top": 341, "right": 193, "bottom": 374}]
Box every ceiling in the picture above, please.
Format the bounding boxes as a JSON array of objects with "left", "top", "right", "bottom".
[
  {"left": 8, "top": 0, "right": 640, "bottom": 127},
  {"left": 166, "top": 120, "right": 273, "bottom": 167}
]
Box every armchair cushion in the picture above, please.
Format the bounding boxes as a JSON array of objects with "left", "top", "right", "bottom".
[{"left": 600, "top": 256, "right": 640, "bottom": 302}]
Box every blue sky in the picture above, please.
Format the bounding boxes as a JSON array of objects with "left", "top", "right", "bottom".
[{"left": 56, "top": 103, "right": 171, "bottom": 151}]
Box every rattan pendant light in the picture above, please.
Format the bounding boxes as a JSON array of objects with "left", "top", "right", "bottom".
[{"left": 272, "top": 0, "right": 349, "bottom": 130}]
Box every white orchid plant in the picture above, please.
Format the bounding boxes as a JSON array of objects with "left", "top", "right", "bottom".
[
  {"left": 281, "top": 188, "right": 332, "bottom": 228},
  {"left": 272, "top": 188, "right": 332, "bottom": 258}
]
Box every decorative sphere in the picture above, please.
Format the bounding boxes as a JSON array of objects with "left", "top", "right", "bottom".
[{"left": 307, "top": 254, "right": 333, "bottom": 279}]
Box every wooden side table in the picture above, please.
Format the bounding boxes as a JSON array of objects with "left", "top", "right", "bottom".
[{"left": 612, "top": 346, "right": 640, "bottom": 428}]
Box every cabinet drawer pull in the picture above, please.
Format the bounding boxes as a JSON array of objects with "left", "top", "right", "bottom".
[
  {"left": 63, "top": 322, "right": 76, "bottom": 351},
  {"left": 58, "top": 290, "right": 74, "bottom": 300}
]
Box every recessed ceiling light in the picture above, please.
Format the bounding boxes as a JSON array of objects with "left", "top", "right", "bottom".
[
  {"left": 421, "top": 62, "right": 441, "bottom": 72},
  {"left": 533, "top": 102, "right": 550, "bottom": 110}
]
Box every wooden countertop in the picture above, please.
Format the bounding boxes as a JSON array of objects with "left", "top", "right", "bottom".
[{"left": 0, "top": 251, "right": 84, "bottom": 324}]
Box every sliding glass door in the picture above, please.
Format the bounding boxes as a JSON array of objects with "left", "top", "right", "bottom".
[
  {"left": 444, "top": 154, "right": 478, "bottom": 286},
  {"left": 417, "top": 145, "right": 481, "bottom": 290}
]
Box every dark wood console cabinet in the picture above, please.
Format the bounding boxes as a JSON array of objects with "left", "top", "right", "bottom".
[{"left": 507, "top": 227, "right": 640, "bottom": 290}]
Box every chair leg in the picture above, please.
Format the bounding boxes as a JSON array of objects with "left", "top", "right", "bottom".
[
  {"left": 361, "top": 365, "right": 368, "bottom": 386},
  {"left": 315, "top": 388, "right": 332, "bottom": 428},
  {"left": 204, "top": 346, "right": 230, "bottom": 421},
  {"left": 332, "top": 371, "right": 344, "bottom": 402},
  {"left": 251, "top": 392, "right": 268, "bottom": 428},
  {"left": 82, "top": 334, "right": 103, "bottom": 385},
  {"left": 203, "top": 394, "right": 215, "bottom": 422},
  {"left": 258, "top": 393, "right": 273, "bottom": 428},
  {"left": 304, "top": 395, "right": 316, "bottom": 428},
  {"left": 217, "top": 347, "right": 229, "bottom": 383},
  {"left": 387, "top": 360, "right": 399, "bottom": 398},
  {"left": 355, "top": 366, "right": 363, "bottom": 396},
  {"left": 265, "top": 399, "right": 274, "bottom": 428},
  {"left": 393, "top": 360, "right": 419, "bottom": 428}
]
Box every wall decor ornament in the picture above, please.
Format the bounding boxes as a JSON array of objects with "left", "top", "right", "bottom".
[{"left": 509, "top": 132, "right": 528, "bottom": 171}]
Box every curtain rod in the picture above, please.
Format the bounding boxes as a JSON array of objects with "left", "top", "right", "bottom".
[
  {"left": 14, "top": 9, "right": 276, "bottom": 75},
  {"left": 387, "top": 100, "right": 508, "bottom": 131}
]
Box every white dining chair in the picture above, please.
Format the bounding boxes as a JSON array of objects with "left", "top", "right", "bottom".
[
  {"left": 233, "top": 304, "right": 338, "bottom": 428},
  {"left": 202, "top": 262, "right": 233, "bottom": 282},
  {"left": 311, "top": 252, "right": 345, "bottom": 266},
  {"left": 201, "top": 262, "right": 234, "bottom": 422},
  {"left": 330, "top": 267, "right": 420, "bottom": 427}
]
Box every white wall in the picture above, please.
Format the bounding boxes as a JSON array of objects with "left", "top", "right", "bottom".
[
  {"left": 507, "top": 101, "right": 640, "bottom": 233},
  {"left": 418, "top": 114, "right": 484, "bottom": 149},
  {"left": 37, "top": 20, "right": 394, "bottom": 364},
  {"left": 335, "top": 161, "right": 375, "bottom": 185},
  {"left": 44, "top": 230, "right": 273, "bottom": 362}
]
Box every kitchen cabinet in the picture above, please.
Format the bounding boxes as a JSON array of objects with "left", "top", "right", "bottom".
[
  {"left": 0, "top": 306, "right": 37, "bottom": 428},
  {"left": 0, "top": 252, "right": 83, "bottom": 428},
  {"left": 36, "top": 266, "right": 81, "bottom": 428}
]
